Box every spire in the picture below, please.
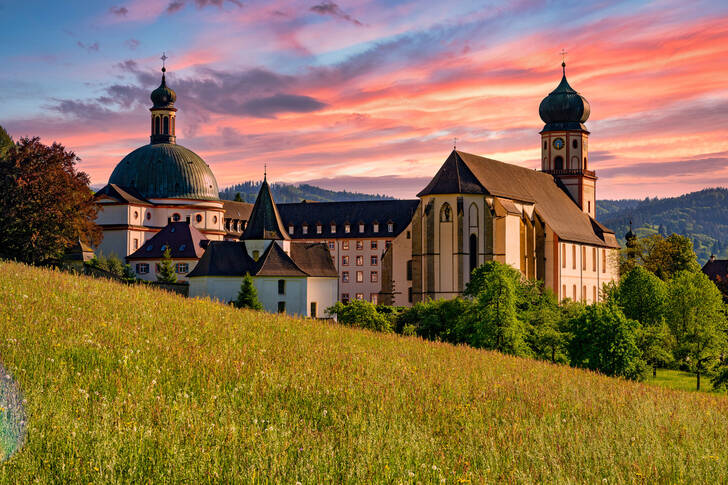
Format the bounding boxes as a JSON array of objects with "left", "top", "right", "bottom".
[
  {"left": 150, "top": 53, "right": 177, "bottom": 144},
  {"left": 241, "top": 178, "right": 290, "bottom": 240}
]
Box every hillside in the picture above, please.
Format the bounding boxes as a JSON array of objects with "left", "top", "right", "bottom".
[
  {"left": 219, "top": 181, "right": 394, "bottom": 203},
  {"left": 2, "top": 262, "right": 728, "bottom": 481},
  {"left": 598, "top": 188, "right": 728, "bottom": 262}
]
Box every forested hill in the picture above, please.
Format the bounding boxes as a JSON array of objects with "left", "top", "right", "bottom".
[
  {"left": 219, "top": 181, "right": 394, "bottom": 203},
  {"left": 597, "top": 188, "right": 728, "bottom": 263}
]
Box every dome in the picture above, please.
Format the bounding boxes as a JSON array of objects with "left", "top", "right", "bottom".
[
  {"left": 108, "top": 143, "right": 219, "bottom": 200},
  {"left": 150, "top": 71, "right": 176, "bottom": 108},
  {"left": 539, "top": 64, "right": 590, "bottom": 132}
]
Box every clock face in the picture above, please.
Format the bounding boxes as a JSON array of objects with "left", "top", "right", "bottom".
[{"left": 553, "top": 138, "right": 565, "bottom": 150}]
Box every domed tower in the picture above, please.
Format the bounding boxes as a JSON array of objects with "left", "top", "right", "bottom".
[
  {"left": 539, "top": 61, "right": 596, "bottom": 218},
  {"left": 150, "top": 64, "right": 177, "bottom": 144}
]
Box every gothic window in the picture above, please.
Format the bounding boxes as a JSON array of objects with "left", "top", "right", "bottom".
[
  {"left": 554, "top": 156, "right": 564, "bottom": 170},
  {"left": 440, "top": 203, "right": 452, "bottom": 222},
  {"left": 469, "top": 203, "right": 478, "bottom": 228},
  {"left": 469, "top": 233, "right": 478, "bottom": 274}
]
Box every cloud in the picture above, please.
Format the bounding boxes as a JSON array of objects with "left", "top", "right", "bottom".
[
  {"left": 310, "top": 1, "right": 363, "bottom": 26},
  {"left": 166, "top": 0, "right": 242, "bottom": 14},
  {"left": 125, "top": 38, "right": 140, "bottom": 50},
  {"left": 76, "top": 41, "right": 100, "bottom": 52},
  {"left": 240, "top": 94, "right": 327, "bottom": 118},
  {"left": 109, "top": 5, "right": 128, "bottom": 16}
]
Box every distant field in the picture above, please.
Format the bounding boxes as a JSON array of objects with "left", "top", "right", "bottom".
[
  {"left": 1, "top": 262, "right": 728, "bottom": 482},
  {"left": 646, "top": 369, "right": 715, "bottom": 393}
]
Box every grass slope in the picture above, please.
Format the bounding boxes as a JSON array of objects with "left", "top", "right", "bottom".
[{"left": 1, "top": 262, "right": 728, "bottom": 483}]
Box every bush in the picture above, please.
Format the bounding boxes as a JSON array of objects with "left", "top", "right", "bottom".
[{"left": 327, "top": 300, "right": 393, "bottom": 332}]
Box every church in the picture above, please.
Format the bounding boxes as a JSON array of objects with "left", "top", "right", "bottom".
[{"left": 93, "top": 59, "right": 619, "bottom": 313}]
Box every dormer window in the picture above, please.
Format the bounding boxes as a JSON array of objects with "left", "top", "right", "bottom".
[
  {"left": 316, "top": 224, "right": 322, "bottom": 234},
  {"left": 330, "top": 223, "right": 336, "bottom": 233},
  {"left": 373, "top": 222, "right": 379, "bottom": 232},
  {"left": 387, "top": 222, "right": 394, "bottom": 233},
  {"left": 288, "top": 225, "right": 294, "bottom": 234},
  {"left": 345, "top": 223, "right": 351, "bottom": 233},
  {"left": 359, "top": 223, "right": 365, "bottom": 233},
  {"left": 302, "top": 224, "right": 308, "bottom": 235}
]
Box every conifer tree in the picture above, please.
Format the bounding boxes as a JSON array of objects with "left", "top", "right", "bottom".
[
  {"left": 234, "top": 192, "right": 243, "bottom": 202},
  {"left": 234, "top": 273, "right": 263, "bottom": 310},
  {"left": 156, "top": 248, "right": 177, "bottom": 283}
]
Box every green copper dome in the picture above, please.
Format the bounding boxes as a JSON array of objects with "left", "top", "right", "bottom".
[
  {"left": 151, "top": 71, "right": 176, "bottom": 108},
  {"left": 109, "top": 143, "right": 219, "bottom": 200}
]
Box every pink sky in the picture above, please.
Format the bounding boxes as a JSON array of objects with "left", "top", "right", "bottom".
[{"left": 3, "top": 0, "right": 728, "bottom": 199}]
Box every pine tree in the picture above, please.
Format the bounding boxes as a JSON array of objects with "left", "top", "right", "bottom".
[
  {"left": 122, "top": 264, "right": 137, "bottom": 284},
  {"left": 234, "top": 192, "right": 243, "bottom": 202},
  {"left": 234, "top": 273, "right": 263, "bottom": 310},
  {"left": 156, "top": 248, "right": 177, "bottom": 283},
  {"left": 0, "top": 125, "right": 13, "bottom": 157}
]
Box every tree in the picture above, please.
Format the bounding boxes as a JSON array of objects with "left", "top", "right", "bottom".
[
  {"left": 463, "top": 262, "right": 529, "bottom": 356},
  {"left": 233, "top": 192, "right": 244, "bottom": 202},
  {"left": 524, "top": 289, "right": 567, "bottom": 363},
  {"left": 0, "top": 137, "right": 101, "bottom": 264},
  {"left": 156, "top": 248, "right": 177, "bottom": 283},
  {"left": 641, "top": 234, "right": 700, "bottom": 280},
  {"left": 327, "top": 299, "right": 393, "bottom": 332},
  {"left": 395, "top": 298, "right": 472, "bottom": 342},
  {"left": 0, "top": 125, "right": 12, "bottom": 157},
  {"left": 665, "top": 270, "right": 726, "bottom": 390},
  {"left": 567, "top": 304, "right": 645, "bottom": 380},
  {"left": 121, "top": 264, "right": 137, "bottom": 284},
  {"left": 234, "top": 273, "right": 263, "bottom": 310}
]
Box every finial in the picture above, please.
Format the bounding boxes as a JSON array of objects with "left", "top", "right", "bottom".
[
  {"left": 453, "top": 137, "right": 458, "bottom": 150},
  {"left": 264, "top": 163, "right": 267, "bottom": 181},
  {"left": 161, "top": 52, "right": 168, "bottom": 73},
  {"left": 560, "top": 48, "right": 567, "bottom": 75},
  {"left": 629, "top": 218, "right": 633, "bottom": 230}
]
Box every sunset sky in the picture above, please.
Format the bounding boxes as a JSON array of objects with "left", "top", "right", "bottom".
[{"left": 2, "top": 0, "right": 727, "bottom": 200}]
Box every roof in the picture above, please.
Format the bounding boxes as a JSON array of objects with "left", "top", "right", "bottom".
[
  {"left": 277, "top": 199, "right": 419, "bottom": 239},
  {"left": 94, "top": 183, "right": 150, "bottom": 205},
  {"left": 188, "top": 240, "right": 337, "bottom": 278},
  {"left": 419, "top": 150, "right": 618, "bottom": 248},
  {"left": 108, "top": 143, "right": 219, "bottom": 201},
  {"left": 703, "top": 258, "right": 728, "bottom": 281},
  {"left": 223, "top": 200, "right": 254, "bottom": 221},
  {"left": 126, "top": 222, "right": 208, "bottom": 260},
  {"left": 241, "top": 179, "right": 290, "bottom": 240},
  {"left": 538, "top": 64, "right": 590, "bottom": 132}
]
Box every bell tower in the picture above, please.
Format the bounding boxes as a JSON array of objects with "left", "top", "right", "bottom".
[
  {"left": 539, "top": 59, "right": 596, "bottom": 218},
  {"left": 150, "top": 53, "right": 177, "bottom": 145}
]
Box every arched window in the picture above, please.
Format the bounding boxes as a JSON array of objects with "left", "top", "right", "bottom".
[
  {"left": 154, "top": 116, "right": 161, "bottom": 134},
  {"left": 469, "top": 233, "right": 478, "bottom": 274},
  {"left": 584, "top": 157, "right": 588, "bottom": 169},
  {"left": 554, "top": 156, "right": 564, "bottom": 170},
  {"left": 163, "top": 116, "right": 169, "bottom": 135},
  {"left": 572, "top": 139, "right": 578, "bottom": 149},
  {"left": 468, "top": 203, "right": 478, "bottom": 228},
  {"left": 172, "top": 213, "right": 181, "bottom": 222},
  {"left": 440, "top": 203, "right": 452, "bottom": 222}
]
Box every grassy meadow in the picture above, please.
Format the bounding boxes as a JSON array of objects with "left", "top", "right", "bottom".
[{"left": 1, "top": 261, "right": 728, "bottom": 483}]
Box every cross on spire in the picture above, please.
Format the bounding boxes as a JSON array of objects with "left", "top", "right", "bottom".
[
  {"left": 161, "top": 52, "right": 168, "bottom": 72},
  {"left": 453, "top": 137, "right": 458, "bottom": 150},
  {"left": 264, "top": 163, "right": 267, "bottom": 181},
  {"left": 560, "top": 48, "right": 568, "bottom": 64}
]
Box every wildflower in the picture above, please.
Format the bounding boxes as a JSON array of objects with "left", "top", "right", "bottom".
[{"left": 408, "top": 471, "right": 415, "bottom": 477}]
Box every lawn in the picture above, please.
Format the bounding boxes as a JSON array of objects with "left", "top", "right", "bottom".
[
  {"left": 1, "top": 261, "right": 728, "bottom": 482},
  {"left": 646, "top": 368, "right": 715, "bottom": 393}
]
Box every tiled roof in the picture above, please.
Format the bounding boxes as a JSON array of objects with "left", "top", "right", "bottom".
[
  {"left": 418, "top": 150, "right": 618, "bottom": 248},
  {"left": 126, "top": 222, "right": 208, "bottom": 260},
  {"left": 223, "top": 200, "right": 253, "bottom": 220},
  {"left": 94, "top": 183, "right": 150, "bottom": 205},
  {"left": 277, "top": 199, "right": 419, "bottom": 239},
  {"left": 242, "top": 179, "right": 290, "bottom": 240}
]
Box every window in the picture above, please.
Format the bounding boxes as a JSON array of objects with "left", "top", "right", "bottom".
[
  {"left": 370, "top": 271, "right": 378, "bottom": 283},
  {"left": 163, "top": 116, "right": 169, "bottom": 134},
  {"left": 154, "top": 116, "right": 160, "bottom": 134},
  {"left": 133, "top": 210, "right": 139, "bottom": 220},
  {"left": 572, "top": 245, "right": 576, "bottom": 269},
  {"left": 387, "top": 222, "right": 394, "bottom": 232},
  {"left": 278, "top": 279, "right": 286, "bottom": 295},
  {"left": 582, "top": 285, "right": 587, "bottom": 300},
  {"left": 355, "top": 293, "right": 364, "bottom": 300},
  {"left": 572, "top": 139, "right": 578, "bottom": 149},
  {"left": 582, "top": 247, "right": 587, "bottom": 270},
  {"left": 573, "top": 285, "right": 577, "bottom": 300},
  {"left": 277, "top": 302, "right": 286, "bottom": 313},
  {"left": 562, "top": 244, "right": 566, "bottom": 268},
  {"left": 328, "top": 241, "right": 335, "bottom": 250},
  {"left": 341, "top": 293, "right": 350, "bottom": 304},
  {"left": 146, "top": 212, "right": 151, "bottom": 221},
  {"left": 602, "top": 250, "right": 607, "bottom": 273},
  {"left": 136, "top": 263, "right": 149, "bottom": 274},
  {"left": 342, "top": 271, "right": 350, "bottom": 282},
  {"left": 370, "top": 294, "right": 378, "bottom": 304},
  {"left": 288, "top": 225, "right": 294, "bottom": 234},
  {"left": 385, "top": 240, "right": 392, "bottom": 249},
  {"left": 406, "top": 260, "right": 412, "bottom": 281},
  {"left": 342, "top": 241, "right": 349, "bottom": 250},
  {"left": 373, "top": 223, "right": 379, "bottom": 232},
  {"left": 196, "top": 214, "right": 203, "bottom": 223},
  {"left": 133, "top": 238, "right": 139, "bottom": 250},
  {"left": 543, "top": 141, "right": 547, "bottom": 150},
  {"left": 406, "top": 231, "right": 411, "bottom": 239},
  {"left": 588, "top": 201, "right": 591, "bottom": 213},
  {"left": 175, "top": 263, "right": 189, "bottom": 274},
  {"left": 469, "top": 234, "right": 478, "bottom": 273},
  {"left": 371, "top": 255, "right": 378, "bottom": 266},
  {"left": 359, "top": 223, "right": 365, "bottom": 233},
  {"left": 172, "top": 213, "right": 181, "bottom": 222},
  {"left": 592, "top": 248, "right": 597, "bottom": 271},
  {"left": 345, "top": 223, "right": 351, "bottom": 233},
  {"left": 316, "top": 224, "right": 322, "bottom": 234},
  {"left": 562, "top": 284, "right": 566, "bottom": 299},
  {"left": 302, "top": 225, "right": 308, "bottom": 235},
  {"left": 179, "top": 244, "right": 186, "bottom": 251},
  {"left": 310, "top": 302, "right": 317, "bottom": 317},
  {"left": 371, "top": 240, "right": 378, "bottom": 250},
  {"left": 160, "top": 244, "right": 168, "bottom": 252},
  {"left": 356, "top": 271, "right": 363, "bottom": 283},
  {"left": 330, "top": 223, "right": 336, "bottom": 233},
  {"left": 356, "top": 240, "right": 364, "bottom": 250},
  {"left": 155, "top": 263, "right": 161, "bottom": 272},
  {"left": 555, "top": 156, "right": 564, "bottom": 170},
  {"left": 356, "top": 255, "right": 363, "bottom": 266},
  {"left": 342, "top": 255, "right": 349, "bottom": 266},
  {"left": 440, "top": 203, "right": 452, "bottom": 222},
  {"left": 408, "top": 287, "right": 413, "bottom": 303},
  {"left": 146, "top": 244, "right": 153, "bottom": 252},
  {"left": 213, "top": 216, "right": 218, "bottom": 224}
]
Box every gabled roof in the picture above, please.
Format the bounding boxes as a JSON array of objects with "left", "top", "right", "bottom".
[
  {"left": 419, "top": 150, "right": 619, "bottom": 248},
  {"left": 223, "top": 200, "right": 254, "bottom": 220},
  {"left": 188, "top": 241, "right": 337, "bottom": 278},
  {"left": 126, "top": 222, "right": 208, "bottom": 260},
  {"left": 242, "top": 178, "right": 290, "bottom": 240},
  {"left": 703, "top": 258, "right": 728, "bottom": 281},
  {"left": 94, "top": 183, "right": 150, "bottom": 205},
  {"left": 277, "top": 199, "right": 419, "bottom": 239}
]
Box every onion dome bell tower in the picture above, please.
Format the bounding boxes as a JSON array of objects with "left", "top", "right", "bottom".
[
  {"left": 539, "top": 60, "right": 596, "bottom": 218},
  {"left": 150, "top": 60, "right": 177, "bottom": 144}
]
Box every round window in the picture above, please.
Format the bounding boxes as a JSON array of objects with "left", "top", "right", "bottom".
[
  {"left": 133, "top": 210, "right": 139, "bottom": 220},
  {"left": 196, "top": 214, "right": 203, "bottom": 223},
  {"left": 172, "top": 213, "right": 181, "bottom": 222}
]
